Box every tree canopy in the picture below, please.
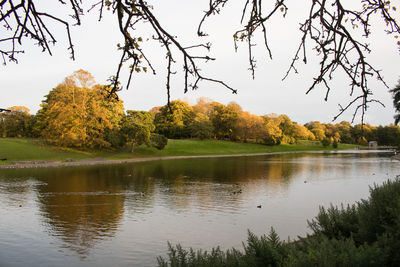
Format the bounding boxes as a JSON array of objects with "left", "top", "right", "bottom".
[
  {"left": 1, "top": 1, "right": 400, "bottom": 122},
  {"left": 3, "top": 69, "right": 400, "bottom": 149},
  {"left": 36, "top": 70, "right": 125, "bottom": 148},
  {"left": 121, "top": 110, "right": 155, "bottom": 152},
  {"left": 0, "top": 106, "right": 32, "bottom": 138}
]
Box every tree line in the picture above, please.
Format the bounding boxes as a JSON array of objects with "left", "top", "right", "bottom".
[
  {"left": 1, "top": 70, "right": 400, "bottom": 150},
  {"left": 151, "top": 98, "right": 400, "bottom": 147}
]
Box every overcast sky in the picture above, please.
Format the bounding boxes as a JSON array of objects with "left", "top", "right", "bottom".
[{"left": 1, "top": 0, "right": 399, "bottom": 125}]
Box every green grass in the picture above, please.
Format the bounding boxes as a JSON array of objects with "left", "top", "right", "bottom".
[
  {"left": 108, "top": 139, "right": 359, "bottom": 160},
  {"left": 0, "top": 138, "right": 360, "bottom": 163},
  {"left": 0, "top": 138, "right": 105, "bottom": 163}
]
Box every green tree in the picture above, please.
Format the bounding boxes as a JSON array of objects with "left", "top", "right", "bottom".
[
  {"left": 321, "top": 138, "right": 332, "bottom": 147},
  {"left": 150, "top": 133, "right": 168, "bottom": 150},
  {"left": 210, "top": 102, "right": 240, "bottom": 140},
  {"left": 189, "top": 113, "right": 214, "bottom": 140},
  {"left": 337, "top": 121, "right": 354, "bottom": 144},
  {"left": 154, "top": 100, "right": 194, "bottom": 139},
  {"left": 375, "top": 125, "right": 400, "bottom": 147},
  {"left": 121, "top": 110, "right": 155, "bottom": 152}
]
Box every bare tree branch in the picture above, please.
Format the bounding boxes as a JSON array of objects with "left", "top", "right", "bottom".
[
  {"left": 106, "top": 0, "right": 236, "bottom": 103},
  {"left": 0, "top": 0, "right": 80, "bottom": 64},
  {"left": 2, "top": 0, "right": 400, "bottom": 122}
]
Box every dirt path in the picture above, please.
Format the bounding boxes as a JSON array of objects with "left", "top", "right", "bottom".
[{"left": 0, "top": 150, "right": 396, "bottom": 169}]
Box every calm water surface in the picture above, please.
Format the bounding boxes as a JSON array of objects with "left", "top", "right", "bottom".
[{"left": 0, "top": 151, "right": 398, "bottom": 266}]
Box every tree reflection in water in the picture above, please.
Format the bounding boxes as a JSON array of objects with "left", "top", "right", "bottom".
[{"left": 0, "top": 152, "right": 393, "bottom": 264}]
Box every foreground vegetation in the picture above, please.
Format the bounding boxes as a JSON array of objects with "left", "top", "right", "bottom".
[
  {"left": 0, "top": 138, "right": 359, "bottom": 163},
  {"left": 157, "top": 178, "right": 400, "bottom": 267}
]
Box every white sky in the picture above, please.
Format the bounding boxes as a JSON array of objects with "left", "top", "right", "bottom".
[{"left": 1, "top": 0, "right": 399, "bottom": 125}]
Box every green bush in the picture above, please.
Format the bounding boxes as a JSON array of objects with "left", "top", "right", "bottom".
[
  {"left": 151, "top": 133, "right": 168, "bottom": 150},
  {"left": 158, "top": 178, "right": 400, "bottom": 266},
  {"left": 262, "top": 136, "right": 281, "bottom": 146},
  {"left": 157, "top": 229, "right": 290, "bottom": 267},
  {"left": 332, "top": 140, "right": 338, "bottom": 148},
  {"left": 321, "top": 138, "right": 331, "bottom": 147},
  {"left": 308, "top": 204, "right": 359, "bottom": 239},
  {"left": 285, "top": 235, "right": 385, "bottom": 266}
]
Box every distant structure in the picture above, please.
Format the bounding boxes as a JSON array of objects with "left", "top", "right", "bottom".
[{"left": 369, "top": 141, "right": 378, "bottom": 149}]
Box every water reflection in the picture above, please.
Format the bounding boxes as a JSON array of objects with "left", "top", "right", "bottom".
[
  {"left": 0, "top": 177, "right": 43, "bottom": 209},
  {"left": 0, "top": 151, "right": 397, "bottom": 266},
  {"left": 36, "top": 172, "right": 125, "bottom": 258}
]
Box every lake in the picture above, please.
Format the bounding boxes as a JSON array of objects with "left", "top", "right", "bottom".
[{"left": 0, "top": 151, "right": 398, "bottom": 266}]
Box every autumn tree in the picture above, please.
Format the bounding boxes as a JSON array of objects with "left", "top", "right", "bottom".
[
  {"left": 351, "top": 123, "right": 376, "bottom": 143},
  {"left": 277, "top": 115, "right": 297, "bottom": 144},
  {"left": 0, "top": 106, "right": 32, "bottom": 138},
  {"left": 305, "top": 121, "right": 327, "bottom": 141},
  {"left": 323, "top": 123, "right": 341, "bottom": 142},
  {"left": 2, "top": 1, "right": 399, "bottom": 122},
  {"left": 234, "top": 111, "right": 266, "bottom": 143},
  {"left": 36, "top": 70, "right": 124, "bottom": 148},
  {"left": 292, "top": 124, "right": 315, "bottom": 141},
  {"left": 188, "top": 97, "right": 214, "bottom": 140},
  {"left": 192, "top": 97, "right": 214, "bottom": 117},
  {"left": 261, "top": 114, "right": 283, "bottom": 145}
]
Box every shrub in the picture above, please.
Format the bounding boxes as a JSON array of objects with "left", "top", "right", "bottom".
[
  {"left": 150, "top": 133, "right": 168, "bottom": 150},
  {"left": 105, "top": 128, "right": 126, "bottom": 148},
  {"left": 332, "top": 140, "right": 338, "bottom": 148},
  {"left": 157, "top": 178, "right": 400, "bottom": 266},
  {"left": 308, "top": 204, "right": 359, "bottom": 239},
  {"left": 157, "top": 229, "right": 290, "bottom": 267},
  {"left": 321, "top": 138, "right": 331, "bottom": 147},
  {"left": 263, "top": 136, "right": 281, "bottom": 146}
]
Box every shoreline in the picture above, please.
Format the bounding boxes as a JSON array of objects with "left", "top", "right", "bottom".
[{"left": 0, "top": 149, "right": 396, "bottom": 169}]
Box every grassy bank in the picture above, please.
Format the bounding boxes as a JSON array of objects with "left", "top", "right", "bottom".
[
  {"left": 0, "top": 138, "right": 105, "bottom": 163},
  {"left": 0, "top": 138, "right": 359, "bottom": 164},
  {"left": 108, "top": 139, "right": 359, "bottom": 159}
]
